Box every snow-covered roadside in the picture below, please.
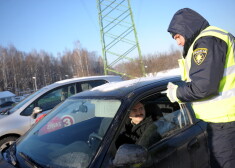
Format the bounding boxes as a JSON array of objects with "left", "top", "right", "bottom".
[{"left": 146, "top": 68, "right": 180, "bottom": 77}]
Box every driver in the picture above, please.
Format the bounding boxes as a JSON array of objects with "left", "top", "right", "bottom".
[{"left": 116, "top": 102, "right": 160, "bottom": 147}]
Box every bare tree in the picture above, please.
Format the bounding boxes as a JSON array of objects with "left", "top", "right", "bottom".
[{"left": 0, "top": 42, "right": 113, "bottom": 94}]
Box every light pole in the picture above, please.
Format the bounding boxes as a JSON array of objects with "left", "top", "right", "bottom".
[{"left": 32, "top": 77, "right": 37, "bottom": 91}]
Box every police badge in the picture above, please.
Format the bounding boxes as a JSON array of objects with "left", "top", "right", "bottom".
[{"left": 193, "top": 48, "right": 208, "bottom": 65}]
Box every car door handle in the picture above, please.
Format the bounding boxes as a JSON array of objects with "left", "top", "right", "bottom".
[{"left": 187, "top": 138, "right": 199, "bottom": 151}]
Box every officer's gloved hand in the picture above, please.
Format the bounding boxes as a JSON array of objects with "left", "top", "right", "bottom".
[{"left": 166, "top": 82, "right": 179, "bottom": 103}]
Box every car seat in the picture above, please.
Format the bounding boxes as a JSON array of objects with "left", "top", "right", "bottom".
[
  {"left": 70, "top": 86, "right": 75, "bottom": 95},
  {"left": 144, "top": 103, "right": 163, "bottom": 121},
  {"left": 98, "top": 117, "right": 112, "bottom": 137}
]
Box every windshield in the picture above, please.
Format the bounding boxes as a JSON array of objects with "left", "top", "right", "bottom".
[
  {"left": 16, "top": 98, "right": 121, "bottom": 168},
  {"left": 9, "top": 88, "right": 47, "bottom": 113}
]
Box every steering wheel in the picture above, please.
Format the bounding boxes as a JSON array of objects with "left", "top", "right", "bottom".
[{"left": 87, "top": 132, "right": 103, "bottom": 148}]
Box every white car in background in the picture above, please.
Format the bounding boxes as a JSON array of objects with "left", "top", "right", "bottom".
[
  {"left": 0, "top": 101, "right": 16, "bottom": 113},
  {"left": 0, "top": 75, "right": 123, "bottom": 154}
]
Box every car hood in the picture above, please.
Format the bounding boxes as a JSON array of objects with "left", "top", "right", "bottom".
[{"left": 0, "top": 114, "right": 8, "bottom": 119}]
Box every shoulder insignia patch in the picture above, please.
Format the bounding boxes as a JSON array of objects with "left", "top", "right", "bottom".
[{"left": 193, "top": 48, "right": 208, "bottom": 65}]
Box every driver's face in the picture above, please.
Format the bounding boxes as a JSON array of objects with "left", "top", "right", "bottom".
[{"left": 129, "top": 102, "right": 146, "bottom": 124}]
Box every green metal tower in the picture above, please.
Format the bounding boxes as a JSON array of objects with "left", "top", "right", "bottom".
[{"left": 97, "top": 0, "right": 145, "bottom": 78}]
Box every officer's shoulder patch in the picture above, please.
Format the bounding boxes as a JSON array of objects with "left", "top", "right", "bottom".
[{"left": 193, "top": 48, "right": 208, "bottom": 65}]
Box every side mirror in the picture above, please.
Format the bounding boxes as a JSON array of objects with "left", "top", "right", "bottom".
[
  {"left": 31, "top": 107, "right": 42, "bottom": 119},
  {"left": 0, "top": 152, "right": 16, "bottom": 168},
  {"left": 112, "top": 144, "right": 148, "bottom": 167}
]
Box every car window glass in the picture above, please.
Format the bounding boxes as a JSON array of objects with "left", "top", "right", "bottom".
[
  {"left": 38, "top": 88, "right": 63, "bottom": 111},
  {"left": 17, "top": 98, "right": 121, "bottom": 168},
  {"left": 77, "top": 80, "right": 107, "bottom": 92},
  {"left": 68, "top": 85, "right": 76, "bottom": 96},
  {"left": 81, "top": 83, "right": 91, "bottom": 91},
  {"left": 88, "top": 80, "right": 107, "bottom": 87},
  {"left": 20, "top": 84, "right": 76, "bottom": 116},
  {"left": 10, "top": 87, "right": 46, "bottom": 113},
  {"left": 22, "top": 104, "right": 35, "bottom": 116},
  {"left": 0, "top": 101, "right": 14, "bottom": 107}
]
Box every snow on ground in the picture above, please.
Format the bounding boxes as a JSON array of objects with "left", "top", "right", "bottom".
[{"left": 146, "top": 68, "right": 180, "bottom": 77}]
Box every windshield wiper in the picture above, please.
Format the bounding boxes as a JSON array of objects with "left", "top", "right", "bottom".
[{"left": 19, "top": 152, "right": 44, "bottom": 168}]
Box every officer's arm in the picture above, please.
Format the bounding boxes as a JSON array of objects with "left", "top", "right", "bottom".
[{"left": 177, "top": 36, "right": 227, "bottom": 102}]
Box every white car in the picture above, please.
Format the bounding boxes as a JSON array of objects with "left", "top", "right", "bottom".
[
  {"left": 0, "top": 101, "right": 15, "bottom": 113},
  {"left": 0, "top": 75, "right": 123, "bottom": 154}
]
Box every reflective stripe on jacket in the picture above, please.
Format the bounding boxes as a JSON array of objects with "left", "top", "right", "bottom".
[{"left": 179, "top": 26, "right": 235, "bottom": 123}]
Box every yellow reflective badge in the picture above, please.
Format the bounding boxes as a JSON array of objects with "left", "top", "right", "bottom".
[{"left": 193, "top": 48, "right": 208, "bottom": 65}]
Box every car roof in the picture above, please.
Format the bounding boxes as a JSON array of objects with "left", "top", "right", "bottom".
[
  {"left": 71, "top": 75, "right": 181, "bottom": 99},
  {"left": 41, "top": 75, "right": 123, "bottom": 90}
]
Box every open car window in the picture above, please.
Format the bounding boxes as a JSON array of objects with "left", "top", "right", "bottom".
[
  {"left": 116, "top": 92, "right": 191, "bottom": 149},
  {"left": 140, "top": 92, "right": 191, "bottom": 147}
]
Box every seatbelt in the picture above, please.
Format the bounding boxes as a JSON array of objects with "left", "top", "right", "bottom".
[{"left": 178, "top": 103, "right": 193, "bottom": 126}]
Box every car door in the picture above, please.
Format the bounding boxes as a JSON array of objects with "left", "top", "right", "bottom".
[
  {"left": 19, "top": 80, "right": 108, "bottom": 126},
  {"left": 147, "top": 120, "right": 209, "bottom": 168},
  {"left": 20, "top": 84, "right": 76, "bottom": 126},
  {"left": 101, "top": 91, "right": 210, "bottom": 168},
  {"left": 141, "top": 97, "right": 210, "bottom": 168}
]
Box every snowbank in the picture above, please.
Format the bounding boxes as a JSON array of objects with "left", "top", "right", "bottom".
[{"left": 146, "top": 68, "right": 180, "bottom": 77}]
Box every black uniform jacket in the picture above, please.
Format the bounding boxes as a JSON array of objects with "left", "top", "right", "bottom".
[{"left": 167, "top": 8, "right": 228, "bottom": 102}]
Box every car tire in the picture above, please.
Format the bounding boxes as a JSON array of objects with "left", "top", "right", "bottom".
[{"left": 0, "top": 136, "right": 18, "bottom": 154}]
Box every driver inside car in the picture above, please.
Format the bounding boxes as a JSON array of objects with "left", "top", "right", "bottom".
[{"left": 116, "top": 102, "right": 161, "bottom": 148}]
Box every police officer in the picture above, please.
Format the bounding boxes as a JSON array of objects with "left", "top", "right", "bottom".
[{"left": 166, "top": 8, "right": 235, "bottom": 168}]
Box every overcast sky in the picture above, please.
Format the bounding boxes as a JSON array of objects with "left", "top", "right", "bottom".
[{"left": 1, "top": 0, "right": 235, "bottom": 56}]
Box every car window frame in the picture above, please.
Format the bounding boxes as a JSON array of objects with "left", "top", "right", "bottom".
[
  {"left": 20, "top": 79, "right": 109, "bottom": 116},
  {"left": 98, "top": 83, "right": 196, "bottom": 168},
  {"left": 78, "top": 80, "right": 108, "bottom": 92},
  {"left": 130, "top": 94, "right": 194, "bottom": 146},
  {"left": 20, "top": 84, "right": 73, "bottom": 116},
  {"left": 111, "top": 84, "right": 195, "bottom": 143}
]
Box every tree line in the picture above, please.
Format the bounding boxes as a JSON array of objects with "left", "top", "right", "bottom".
[
  {"left": 0, "top": 43, "right": 181, "bottom": 95},
  {"left": 115, "top": 47, "right": 181, "bottom": 78},
  {"left": 0, "top": 42, "right": 104, "bottom": 95}
]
